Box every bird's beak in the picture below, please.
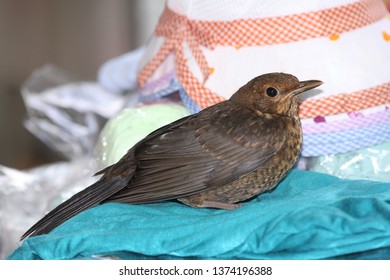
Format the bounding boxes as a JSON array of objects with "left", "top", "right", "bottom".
[{"left": 291, "top": 80, "right": 323, "bottom": 96}]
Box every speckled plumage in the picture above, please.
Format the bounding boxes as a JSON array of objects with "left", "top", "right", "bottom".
[
  {"left": 21, "top": 73, "right": 322, "bottom": 239},
  {"left": 179, "top": 109, "right": 303, "bottom": 209}
]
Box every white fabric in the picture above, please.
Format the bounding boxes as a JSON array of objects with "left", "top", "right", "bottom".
[{"left": 168, "top": 0, "right": 358, "bottom": 20}]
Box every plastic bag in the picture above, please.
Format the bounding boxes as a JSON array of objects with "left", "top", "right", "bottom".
[
  {"left": 299, "top": 141, "right": 390, "bottom": 182},
  {"left": 21, "top": 65, "right": 127, "bottom": 159},
  {"left": 0, "top": 158, "right": 98, "bottom": 259}
]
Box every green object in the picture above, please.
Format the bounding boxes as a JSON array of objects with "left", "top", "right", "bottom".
[{"left": 95, "top": 103, "right": 190, "bottom": 168}]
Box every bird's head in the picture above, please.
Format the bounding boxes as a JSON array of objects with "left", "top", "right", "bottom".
[{"left": 230, "top": 73, "right": 322, "bottom": 117}]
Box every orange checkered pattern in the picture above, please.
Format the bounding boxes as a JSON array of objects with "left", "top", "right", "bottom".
[
  {"left": 198, "top": 0, "right": 386, "bottom": 46},
  {"left": 138, "top": 7, "right": 216, "bottom": 88},
  {"left": 299, "top": 81, "right": 390, "bottom": 118},
  {"left": 137, "top": 0, "right": 389, "bottom": 114},
  {"left": 175, "top": 48, "right": 225, "bottom": 108}
]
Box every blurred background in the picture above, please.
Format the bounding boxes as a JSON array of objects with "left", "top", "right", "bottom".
[
  {"left": 0, "top": 0, "right": 389, "bottom": 170},
  {"left": 0, "top": 0, "right": 164, "bottom": 169}
]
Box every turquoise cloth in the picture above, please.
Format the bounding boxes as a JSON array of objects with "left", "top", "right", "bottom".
[{"left": 8, "top": 169, "right": 390, "bottom": 260}]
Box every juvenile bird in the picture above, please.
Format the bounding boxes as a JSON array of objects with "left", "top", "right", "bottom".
[{"left": 21, "top": 73, "right": 322, "bottom": 240}]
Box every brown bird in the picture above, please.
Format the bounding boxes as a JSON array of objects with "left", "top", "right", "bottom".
[{"left": 21, "top": 73, "right": 322, "bottom": 240}]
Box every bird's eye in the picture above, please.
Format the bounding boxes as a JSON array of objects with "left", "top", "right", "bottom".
[{"left": 266, "top": 87, "right": 278, "bottom": 97}]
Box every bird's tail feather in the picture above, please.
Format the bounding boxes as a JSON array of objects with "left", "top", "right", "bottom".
[{"left": 20, "top": 175, "right": 128, "bottom": 240}]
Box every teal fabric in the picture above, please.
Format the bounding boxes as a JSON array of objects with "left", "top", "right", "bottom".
[{"left": 8, "top": 169, "right": 390, "bottom": 260}]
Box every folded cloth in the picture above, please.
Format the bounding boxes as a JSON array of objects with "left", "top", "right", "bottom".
[
  {"left": 97, "top": 47, "right": 144, "bottom": 94},
  {"left": 8, "top": 169, "right": 390, "bottom": 260}
]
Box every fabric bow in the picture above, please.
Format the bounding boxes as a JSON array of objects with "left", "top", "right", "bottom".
[{"left": 138, "top": 7, "right": 216, "bottom": 87}]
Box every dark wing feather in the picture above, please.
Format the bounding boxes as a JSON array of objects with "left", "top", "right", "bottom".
[{"left": 107, "top": 102, "right": 287, "bottom": 203}]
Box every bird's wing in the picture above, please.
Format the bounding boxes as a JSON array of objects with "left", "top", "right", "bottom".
[
  {"left": 20, "top": 115, "right": 192, "bottom": 239},
  {"left": 107, "top": 103, "right": 288, "bottom": 204}
]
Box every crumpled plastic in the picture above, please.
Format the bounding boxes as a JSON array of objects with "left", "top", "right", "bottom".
[
  {"left": 0, "top": 158, "right": 98, "bottom": 259},
  {"left": 298, "top": 141, "right": 390, "bottom": 182},
  {"left": 21, "top": 64, "right": 127, "bottom": 159}
]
